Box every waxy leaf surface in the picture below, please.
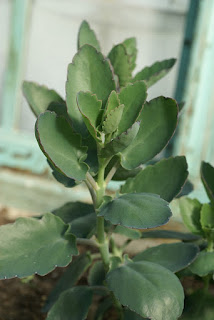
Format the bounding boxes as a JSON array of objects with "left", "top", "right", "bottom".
[
  {"left": 66, "top": 45, "right": 116, "bottom": 135},
  {"left": 132, "top": 58, "right": 176, "bottom": 87},
  {"left": 106, "top": 261, "right": 184, "bottom": 320},
  {"left": 0, "top": 213, "right": 78, "bottom": 279},
  {"left": 53, "top": 202, "right": 96, "bottom": 239},
  {"left": 117, "top": 81, "right": 147, "bottom": 135},
  {"left": 48, "top": 160, "right": 76, "bottom": 188},
  {"left": 78, "top": 20, "right": 101, "bottom": 51},
  {"left": 47, "top": 286, "right": 93, "bottom": 320},
  {"left": 108, "top": 44, "right": 132, "bottom": 87},
  {"left": 36, "top": 111, "right": 88, "bottom": 181},
  {"left": 44, "top": 253, "right": 92, "bottom": 312},
  {"left": 133, "top": 243, "right": 199, "bottom": 272},
  {"left": 23, "top": 81, "right": 64, "bottom": 117},
  {"left": 179, "top": 198, "right": 202, "bottom": 235},
  {"left": 189, "top": 251, "right": 214, "bottom": 276},
  {"left": 121, "top": 156, "right": 188, "bottom": 202},
  {"left": 201, "top": 161, "right": 214, "bottom": 204},
  {"left": 120, "top": 97, "right": 178, "bottom": 169},
  {"left": 98, "top": 193, "right": 171, "bottom": 229}
]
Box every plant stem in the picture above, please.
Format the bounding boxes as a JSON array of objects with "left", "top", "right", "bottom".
[
  {"left": 206, "top": 237, "right": 213, "bottom": 252},
  {"left": 105, "top": 160, "right": 120, "bottom": 186}
]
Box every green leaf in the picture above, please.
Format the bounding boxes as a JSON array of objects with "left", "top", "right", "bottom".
[
  {"left": 120, "top": 97, "right": 178, "bottom": 169},
  {"left": 141, "top": 230, "right": 200, "bottom": 242},
  {"left": 201, "top": 161, "right": 214, "bottom": 205},
  {"left": 121, "top": 157, "right": 188, "bottom": 202},
  {"left": 52, "top": 202, "right": 96, "bottom": 239},
  {"left": 123, "top": 37, "right": 137, "bottom": 72},
  {"left": 22, "top": 81, "right": 64, "bottom": 117},
  {"left": 36, "top": 111, "right": 88, "bottom": 181},
  {"left": 114, "top": 225, "right": 141, "bottom": 239},
  {"left": 98, "top": 193, "right": 171, "bottom": 229},
  {"left": 179, "top": 198, "right": 203, "bottom": 235},
  {"left": 189, "top": 251, "right": 214, "bottom": 276},
  {"left": 102, "top": 104, "right": 124, "bottom": 134},
  {"left": 44, "top": 253, "right": 92, "bottom": 312},
  {"left": 117, "top": 81, "right": 147, "bottom": 135},
  {"left": 101, "top": 121, "right": 140, "bottom": 157},
  {"left": 124, "top": 308, "right": 148, "bottom": 320},
  {"left": 0, "top": 213, "right": 78, "bottom": 279},
  {"left": 95, "top": 297, "right": 113, "bottom": 320},
  {"left": 106, "top": 261, "right": 184, "bottom": 320},
  {"left": 46, "top": 286, "right": 93, "bottom": 320},
  {"left": 108, "top": 44, "right": 132, "bottom": 87},
  {"left": 200, "top": 203, "right": 214, "bottom": 235},
  {"left": 133, "top": 243, "right": 199, "bottom": 272},
  {"left": 88, "top": 261, "right": 105, "bottom": 286},
  {"left": 66, "top": 45, "right": 116, "bottom": 135},
  {"left": 83, "top": 135, "right": 99, "bottom": 175},
  {"left": 78, "top": 20, "right": 101, "bottom": 51},
  {"left": 104, "top": 90, "right": 120, "bottom": 115},
  {"left": 48, "top": 160, "right": 76, "bottom": 188},
  {"left": 132, "top": 58, "right": 176, "bottom": 88},
  {"left": 77, "top": 91, "right": 103, "bottom": 140}
]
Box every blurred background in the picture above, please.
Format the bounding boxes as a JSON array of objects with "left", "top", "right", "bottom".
[{"left": 0, "top": 0, "right": 213, "bottom": 215}]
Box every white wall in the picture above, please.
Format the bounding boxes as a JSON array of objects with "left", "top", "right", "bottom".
[{"left": 1, "top": 0, "right": 190, "bottom": 132}]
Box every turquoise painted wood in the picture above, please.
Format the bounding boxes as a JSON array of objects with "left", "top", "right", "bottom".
[{"left": 174, "top": 0, "right": 214, "bottom": 201}]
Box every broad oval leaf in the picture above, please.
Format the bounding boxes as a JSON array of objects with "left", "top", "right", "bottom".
[
  {"left": 77, "top": 91, "right": 103, "bottom": 140},
  {"left": 108, "top": 44, "right": 132, "bottom": 87},
  {"left": 189, "top": 251, "right": 214, "bottom": 276},
  {"left": 123, "top": 37, "right": 137, "bottom": 72},
  {"left": 133, "top": 243, "right": 199, "bottom": 272},
  {"left": 22, "top": 81, "right": 64, "bottom": 117},
  {"left": 118, "top": 81, "right": 147, "bottom": 135},
  {"left": 179, "top": 198, "right": 203, "bottom": 235},
  {"left": 46, "top": 286, "right": 93, "bottom": 320},
  {"left": 36, "top": 111, "right": 88, "bottom": 181},
  {"left": 141, "top": 230, "right": 200, "bottom": 242},
  {"left": 132, "top": 58, "right": 176, "bottom": 88},
  {"left": 44, "top": 253, "right": 92, "bottom": 312},
  {"left": 106, "top": 261, "right": 184, "bottom": 320},
  {"left": 120, "top": 97, "right": 178, "bottom": 169},
  {"left": 201, "top": 161, "right": 214, "bottom": 205},
  {"left": 98, "top": 193, "right": 172, "bottom": 229},
  {"left": 78, "top": 20, "right": 101, "bottom": 51},
  {"left": 0, "top": 213, "right": 78, "bottom": 279},
  {"left": 121, "top": 156, "right": 188, "bottom": 202},
  {"left": 52, "top": 202, "right": 96, "bottom": 239},
  {"left": 66, "top": 45, "right": 116, "bottom": 135}
]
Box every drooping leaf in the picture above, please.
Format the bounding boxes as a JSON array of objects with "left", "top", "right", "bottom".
[
  {"left": 117, "top": 81, "right": 147, "bottom": 135},
  {"left": 106, "top": 261, "right": 184, "bottom": 320},
  {"left": 46, "top": 286, "right": 93, "bottom": 320},
  {"left": 52, "top": 202, "right": 96, "bottom": 239},
  {"left": 78, "top": 20, "right": 101, "bottom": 51},
  {"left": 120, "top": 97, "right": 178, "bottom": 169},
  {"left": 201, "top": 161, "right": 214, "bottom": 205},
  {"left": 133, "top": 243, "right": 199, "bottom": 272},
  {"left": 66, "top": 45, "right": 116, "bottom": 135},
  {"left": 114, "top": 225, "right": 141, "bottom": 239},
  {"left": 189, "top": 251, "right": 214, "bottom": 276},
  {"left": 36, "top": 111, "right": 88, "bottom": 181},
  {"left": 101, "top": 121, "right": 140, "bottom": 157},
  {"left": 141, "top": 230, "right": 201, "bottom": 242},
  {"left": 121, "top": 156, "right": 188, "bottom": 202},
  {"left": 77, "top": 91, "right": 103, "bottom": 140},
  {"left": 98, "top": 193, "right": 171, "bottom": 229},
  {"left": 22, "top": 81, "right": 64, "bottom": 117},
  {"left": 44, "top": 253, "right": 92, "bottom": 312},
  {"left": 88, "top": 261, "right": 105, "bottom": 286},
  {"left": 48, "top": 160, "right": 76, "bottom": 188},
  {"left": 0, "top": 213, "right": 78, "bottom": 279},
  {"left": 132, "top": 58, "right": 176, "bottom": 88},
  {"left": 123, "top": 37, "right": 137, "bottom": 72},
  {"left": 108, "top": 44, "right": 132, "bottom": 87},
  {"left": 179, "top": 198, "right": 203, "bottom": 235},
  {"left": 102, "top": 104, "right": 124, "bottom": 134},
  {"left": 200, "top": 203, "right": 214, "bottom": 236}
]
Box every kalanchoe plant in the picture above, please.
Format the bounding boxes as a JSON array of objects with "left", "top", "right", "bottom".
[
  {"left": 178, "top": 161, "right": 214, "bottom": 320},
  {"left": 0, "top": 21, "right": 199, "bottom": 320}
]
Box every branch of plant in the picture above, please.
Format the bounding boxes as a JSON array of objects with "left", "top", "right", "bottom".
[
  {"left": 105, "top": 160, "right": 120, "bottom": 186},
  {"left": 77, "top": 238, "right": 98, "bottom": 247}
]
